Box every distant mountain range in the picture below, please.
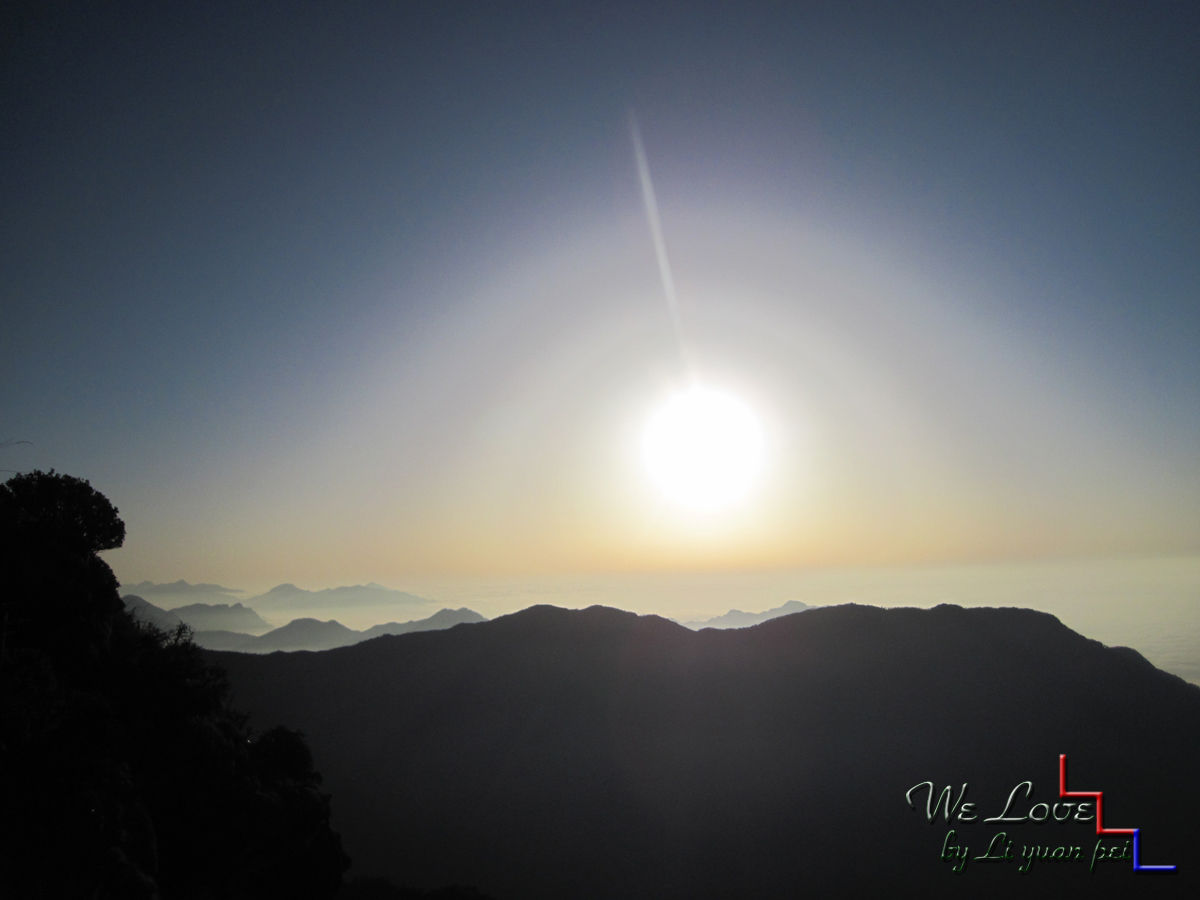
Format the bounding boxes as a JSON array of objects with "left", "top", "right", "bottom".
[
  {"left": 194, "top": 611, "right": 494, "bottom": 653},
  {"left": 211, "top": 604, "right": 1200, "bottom": 899},
  {"left": 680, "top": 598, "right": 811, "bottom": 629},
  {"left": 124, "top": 595, "right": 274, "bottom": 634},
  {"left": 203, "top": 617, "right": 363, "bottom": 653},
  {"left": 121, "top": 580, "right": 432, "bottom": 613},
  {"left": 122, "top": 579, "right": 245, "bottom": 596},
  {"left": 358, "top": 607, "right": 489, "bottom": 640},
  {"left": 120, "top": 580, "right": 245, "bottom": 608},
  {"left": 173, "top": 601, "right": 273, "bottom": 633},
  {"left": 246, "top": 582, "right": 429, "bottom": 611},
  {"left": 122, "top": 595, "right": 487, "bottom": 653},
  {"left": 124, "top": 594, "right": 186, "bottom": 630}
]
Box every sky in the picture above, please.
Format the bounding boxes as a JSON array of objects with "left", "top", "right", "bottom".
[{"left": 3, "top": 2, "right": 1198, "bottom": 599}]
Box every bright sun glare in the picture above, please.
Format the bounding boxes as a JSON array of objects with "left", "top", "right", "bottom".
[{"left": 641, "top": 384, "right": 765, "bottom": 512}]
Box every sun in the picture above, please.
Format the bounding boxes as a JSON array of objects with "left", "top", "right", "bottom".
[{"left": 641, "top": 384, "right": 765, "bottom": 512}]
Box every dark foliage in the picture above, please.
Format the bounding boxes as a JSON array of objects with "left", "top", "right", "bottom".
[
  {"left": 0, "top": 469, "right": 125, "bottom": 554},
  {"left": 0, "top": 471, "right": 348, "bottom": 898}
]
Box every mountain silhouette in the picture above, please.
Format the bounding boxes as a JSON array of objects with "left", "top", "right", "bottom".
[
  {"left": 211, "top": 603, "right": 1200, "bottom": 898},
  {"left": 124, "top": 595, "right": 274, "bottom": 634},
  {"left": 681, "top": 598, "right": 811, "bottom": 629},
  {"left": 189, "top": 628, "right": 262, "bottom": 653},
  {"left": 123, "top": 593, "right": 184, "bottom": 630},
  {"left": 190, "top": 608, "right": 487, "bottom": 653},
  {"left": 360, "top": 608, "right": 487, "bottom": 640},
  {"left": 123, "top": 578, "right": 243, "bottom": 594},
  {"left": 120, "top": 579, "right": 245, "bottom": 607},
  {"left": 249, "top": 618, "right": 361, "bottom": 652},
  {"left": 168, "top": 601, "right": 273, "bottom": 633}
]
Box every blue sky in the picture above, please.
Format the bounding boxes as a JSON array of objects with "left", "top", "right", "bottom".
[{"left": 3, "top": 2, "right": 1197, "bottom": 590}]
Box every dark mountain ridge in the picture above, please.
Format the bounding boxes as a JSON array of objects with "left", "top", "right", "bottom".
[{"left": 212, "top": 603, "right": 1200, "bottom": 898}]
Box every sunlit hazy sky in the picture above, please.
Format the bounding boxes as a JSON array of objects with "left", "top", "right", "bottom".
[{"left": 4, "top": 2, "right": 1198, "bottom": 592}]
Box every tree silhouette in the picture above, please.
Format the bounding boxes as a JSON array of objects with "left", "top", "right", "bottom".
[
  {"left": 0, "top": 470, "right": 126, "bottom": 670},
  {"left": 0, "top": 470, "right": 348, "bottom": 898},
  {"left": 0, "top": 468, "right": 124, "bottom": 553}
]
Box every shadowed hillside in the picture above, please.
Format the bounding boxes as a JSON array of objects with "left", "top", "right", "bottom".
[{"left": 213, "top": 603, "right": 1200, "bottom": 899}]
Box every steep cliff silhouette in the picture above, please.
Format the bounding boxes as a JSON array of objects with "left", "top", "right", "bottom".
[
  {"left": 0, "top": 471, "right": 347, "bottom": 898},
  {"left": 214, "top": 603, "right": 1199, "bottom": 899}
]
